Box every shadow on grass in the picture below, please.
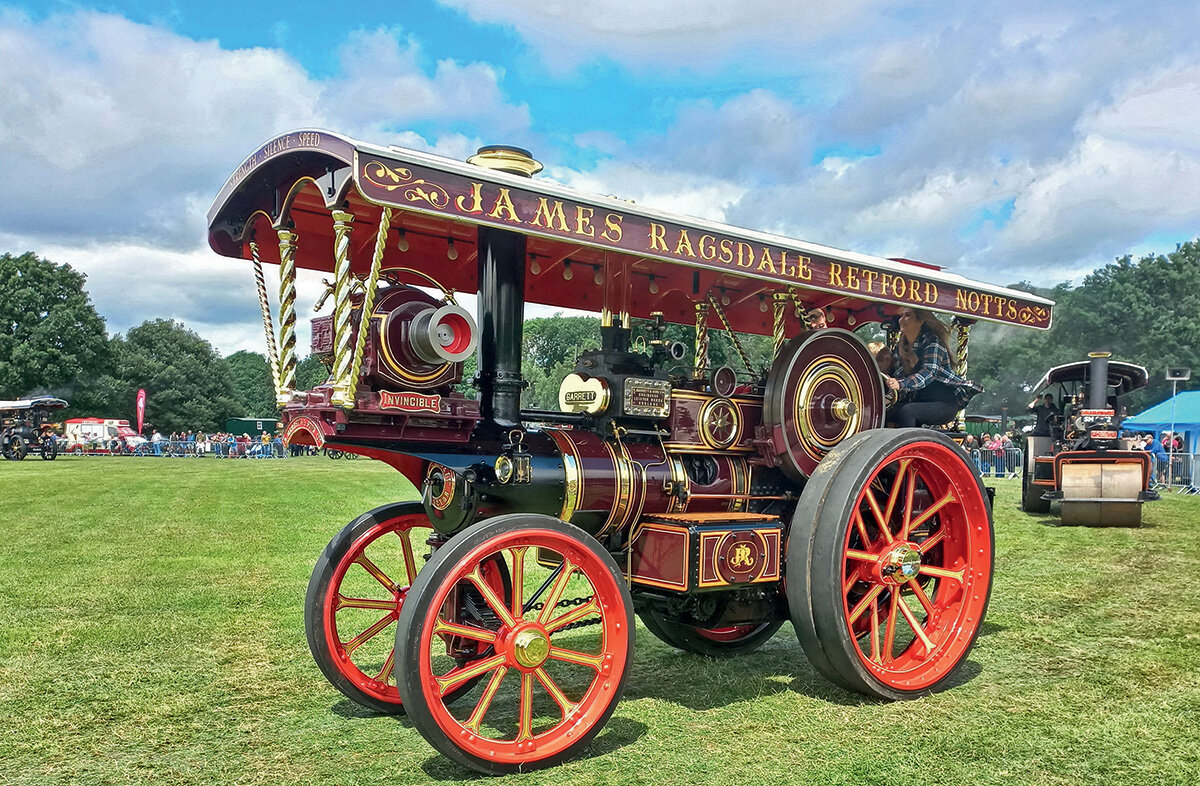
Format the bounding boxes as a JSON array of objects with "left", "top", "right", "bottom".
[
  {"left": 625, "top": 642, "right": 875, "bottom": 708},
  {"left": 979, "top": 619, "right": 1006, "bottom": 637},
  {"left": 417, "top": 716, "right": 648, "bottom": 780},
  {"left": 331, "top": 698, "right": 408, "bottom": 720}
]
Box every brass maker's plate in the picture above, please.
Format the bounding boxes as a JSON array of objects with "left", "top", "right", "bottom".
[{"left": 623, "top": 377, "right": 671, "bottom": 418}]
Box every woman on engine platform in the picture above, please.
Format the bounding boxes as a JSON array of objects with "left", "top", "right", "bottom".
[{"left": 883, "top": 307, "right": 982, "bottom": 428}]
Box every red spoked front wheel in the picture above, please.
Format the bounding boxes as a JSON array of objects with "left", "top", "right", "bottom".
[
  {"left": 396, "top": 515, "right": 634, "bottom": 775},
  {"left": 304, "top": 503, "right": 434, "bottom": 713},
  {"left": 789, "top": 429, "right": 993, "bottom": 700}
]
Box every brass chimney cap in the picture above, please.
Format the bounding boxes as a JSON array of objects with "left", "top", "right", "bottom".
[
  {"left": 467, "top": 145, "right": 543, "bottom": 177},
  {"left": 1088, "top": 351, "right": 1113, "bottom": 358}
]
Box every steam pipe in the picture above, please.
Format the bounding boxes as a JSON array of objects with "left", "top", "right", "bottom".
[{"left": 477, "top": 226, "right": 526, "bottom": 429}]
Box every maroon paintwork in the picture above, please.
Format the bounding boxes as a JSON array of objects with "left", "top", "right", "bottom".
[{"left": 208, "top": 130, "right": 1054, "bottom": 334}]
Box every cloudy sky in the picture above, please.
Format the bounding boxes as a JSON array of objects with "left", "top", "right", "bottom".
[{"left": 2, "top": 0, "right": 1199, "bottom": 354}]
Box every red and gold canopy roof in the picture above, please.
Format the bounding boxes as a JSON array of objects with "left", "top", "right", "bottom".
[{"left": 207, "top": 129, "right": 1054, "bottom": 336}]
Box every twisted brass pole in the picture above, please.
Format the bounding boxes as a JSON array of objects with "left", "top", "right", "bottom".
[
  {"left": 329, "top": 211, "right": 356, "bottom": 408},
  {"left": 275, "top": 229, "right": 299, "bottom": 405},
  {"left": 693, "top": 302, "right": 710, "bottom": 380},
  {"left": 953, "top": 317, "right": 973, "bottom": 431},
  {"left": 708, "top": 293, "right": 753, "bottom": 373},
  {"left": 343, "top": 208, "right": 392, "bottom": 409},
  {"left": 772, "top": 291, "right": 790, "bottom": 358}
]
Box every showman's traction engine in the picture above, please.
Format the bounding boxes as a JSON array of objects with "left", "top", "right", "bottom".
[{"left": 207, "top": 130, "right": 1056, "bottom": 774}]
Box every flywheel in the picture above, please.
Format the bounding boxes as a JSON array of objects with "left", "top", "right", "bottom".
[{"left": 763, "top": 329, "right": 885, "bottom": 480}]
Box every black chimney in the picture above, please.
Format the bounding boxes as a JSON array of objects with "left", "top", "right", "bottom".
[
  {"left": 476, "top": 226, "right": 525, "bottom": 429},
  {"left": 1088, "top": 351, "right": 1111, "bottom": 410}
]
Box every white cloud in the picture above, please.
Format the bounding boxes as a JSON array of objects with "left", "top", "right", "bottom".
[
  {"left": 12, "top": 239, "right": 329, "bottom": 355},
  {"left": 0, "top": 10, "right": 320, "bottom": 248},
  {"left": 5, "top": 1, "right": 1200, "bottom": 358},
  {"left": 991, "top": 62, "right": 1200, "bottom": 265},
  {"left": 0, "top": 10, "right": 534, "bottom": 354},
  {"left": 0, "top": 11, "right": 530, "bottom": 250},
  {"left": 565, "top": 4, "right": 1200, "bottom": 282},
  {"left": 437, "top": 0, "right": 889, "bottom": 72},
  {"left": 322, "top": 28, "right": 530, "bottom": 141}
]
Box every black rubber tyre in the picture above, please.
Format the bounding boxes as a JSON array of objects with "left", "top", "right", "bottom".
[
  {"left": 1021, "top": 465, "right": 1051, "bottom": 513},
  {"left": 638, "top": 610, "right": 781, "bottom": 657},
  {"left": 40, "top": 438, "right": 58, "bottom": 460},
  {"left": 788, "top": 429, "right": 994, "bottom": 701},
  {"left": 396, "top": 515, "right": 634, "bottom": 775}
]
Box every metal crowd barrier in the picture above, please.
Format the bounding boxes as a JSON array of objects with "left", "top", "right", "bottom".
[
  {"left": 63, "top": 440, "right": 289, "bottom": 458},
  {"left": 966, "top": 447, "right": 1024, "bottom": 479},
  {"left": 1151, "top": 453, "right": 1200, "bottom": 493}
]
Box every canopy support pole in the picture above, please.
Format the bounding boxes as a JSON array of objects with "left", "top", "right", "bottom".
[
  {"left": 953, "top": 317, "right": 974, "bottom": 431},
  {"left": 772, "top": 291, "right": 791, "bottom": 357},
  {"left": 275, "top": 228, "right": 299, "bottom": 404},
  {"left": 248, "top": 239, "right": 282, "bottom": 401},
  {"left": 329, "top": 211, "right": 356, "bottom": 408},
  {"left": 693, "top": 302, "right": 710, "bottom": 380},
  {"left": 708, "top": 293, "right": 753, "bottom": 373}
]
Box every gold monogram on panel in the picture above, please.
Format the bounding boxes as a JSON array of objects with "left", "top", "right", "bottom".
[{"left": 729, "top": 543, "right": 755, "bottom": 568}]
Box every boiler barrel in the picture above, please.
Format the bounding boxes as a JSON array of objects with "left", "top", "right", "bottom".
[{"left": 421, "top": 428, "right": 762, "bottom": 538}]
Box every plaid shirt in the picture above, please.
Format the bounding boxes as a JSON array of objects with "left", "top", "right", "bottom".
[{"left": 892, "top": 327, "right": 983, "bottom": 403}]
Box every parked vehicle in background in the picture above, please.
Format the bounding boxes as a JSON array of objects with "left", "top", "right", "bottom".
[
  {"left": 1, "top": 397, "right": 68, "bottom": 460},
  {"left": 1022, "top": 353, "right": 1157, "bottom": 525},
  {"left": 63, "top": 417, "right": 147, "bottom": 455}
]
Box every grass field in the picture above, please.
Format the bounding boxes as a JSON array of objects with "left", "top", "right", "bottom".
[{"left": 2, "top": 456, "right": 1198, "bottom": 785}]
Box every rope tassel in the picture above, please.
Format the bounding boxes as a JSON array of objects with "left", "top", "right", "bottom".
[{"left": 248, "top": 240, "right": 282, "bottom": 400}]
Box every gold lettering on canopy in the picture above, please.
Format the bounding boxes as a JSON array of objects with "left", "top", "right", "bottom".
[{"left": 354, "top": 154, "right": 1052, "bottom": 329}]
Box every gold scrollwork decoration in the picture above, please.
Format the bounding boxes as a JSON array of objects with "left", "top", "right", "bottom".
[
  {"left": 362, "top": 163, "right": 451, "bottom": 208},
  {"left": 1017, "top": 306, "right": 1050, "bottom": 325}
]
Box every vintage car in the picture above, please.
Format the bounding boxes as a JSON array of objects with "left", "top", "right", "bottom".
[
  {"left": 1021, "top": 353, "right": 1156, "bottom": 525},
  {"left": 207, "top": 130, "right": 1054, "bottom": 774},
  {"left": 1, "top": 397, "right": 67, "bottom": 460}
]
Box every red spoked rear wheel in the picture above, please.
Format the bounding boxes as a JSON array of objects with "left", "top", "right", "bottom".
[
  {"left": 789, "top": 429, "right": 993, "bottom": 700},
  {"left": 396, "top": 515, "right": 634, "bottom": 775}
]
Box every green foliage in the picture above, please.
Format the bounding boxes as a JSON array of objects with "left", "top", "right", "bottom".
[
  {"left": 0, "top": 251, "right": 109, "bottom": 399},
  {"left": 522, "top": 315, "right": 600, "bottom": 370},
  {"left": 520, "top": 315, "right": 600, "bottom": 409},
  {"left": 968, "top": 241, "right": 1200, "bottom": 416},
  {"left": 101, "top": 319, "right": 240, "bottom": 432},
  {"left": 226, "top": 350, "right": 278, "bottom": 416},
  {"left": 295, "top": 354, "right": 331, "bottom": 391}
]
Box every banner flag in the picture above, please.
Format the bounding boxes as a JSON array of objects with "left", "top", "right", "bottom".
[{"left": 136, "top": 389, "right": 147, "bottom": 434}]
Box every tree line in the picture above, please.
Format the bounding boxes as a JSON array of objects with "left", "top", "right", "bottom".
[{"left": 3, "top": 242, "right": 1198, "bottom": 430}]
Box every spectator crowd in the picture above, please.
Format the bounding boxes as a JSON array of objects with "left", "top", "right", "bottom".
[{"left": 147, "top": 429, "right": 288, "bottom": 457}]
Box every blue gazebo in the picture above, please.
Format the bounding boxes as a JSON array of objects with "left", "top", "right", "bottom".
[{"left": 1124, "top": 391, "right": 1200, "bottom": 452}]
